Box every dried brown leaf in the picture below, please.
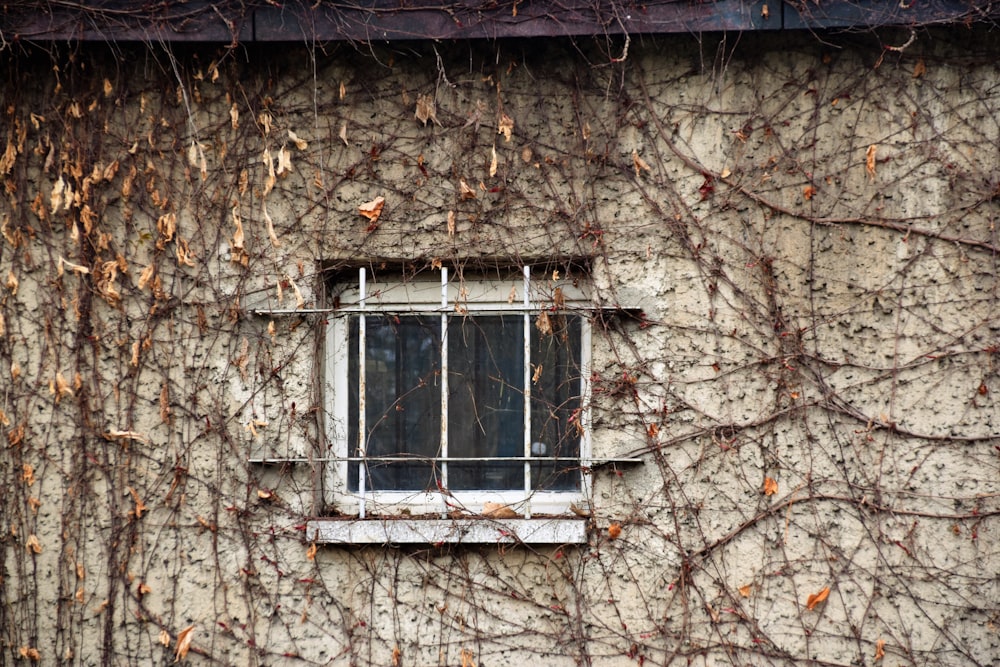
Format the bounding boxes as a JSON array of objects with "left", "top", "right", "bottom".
[
  {"left": 358, "top": 196, "right": 385, "bottom": 224},
  {"left": 805, "top": 586, "right": 830, "bottom": 610},
  {"left": 174, "top": 625, "right": 195, "bottom": 662},
  {"left": 874, "top": 637, "right": 886, "bottom": 661},
  {"left": 482, "top": 501, "right": 519, "bottom": 519},
  {"left": 459, "top": 179, "right": 476, "bottom": 200},
  {"left": 607, "top": 523, "right": 622, "bottom": 540},
  {"left": 498, "top": 113, "right": 514, "bottom": 141},
  {"left": 632, "top": 150, "right": 650, "bottom": 178},
  {"left": 288, "top": 129, "right": 308, "bottom": 150},
  {"left": 26, "top": 534, "right": 42, "bottom": 554},
  {"left": 738, "top": 584, "right": 753, "bottom": 598},
  {"left": 415, "top": 94, "right": 439, "bottom": 126},
  {"left": 865, "top": 145, "right": 877, "bottom": 181},
  {"left": 912, "top": 59, "right": 926, "bottom": 78},
  {"left": 306, "top": 542, "right": 317, "bottom": 561},
  {"left": 763, "top": 477, "right": 778, "bottom": 496}
]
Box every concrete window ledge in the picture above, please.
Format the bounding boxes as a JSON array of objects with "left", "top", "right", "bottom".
[{"left": 307, "top": 518, "right": 587, "bottom": 545}]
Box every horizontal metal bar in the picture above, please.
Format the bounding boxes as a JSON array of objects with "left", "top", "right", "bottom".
[
  {"left": 248, "top": 456, "right": 643, "bottom": 465},
  {"left": 248, "top": 308, "right": 333, "bottom": 316}
]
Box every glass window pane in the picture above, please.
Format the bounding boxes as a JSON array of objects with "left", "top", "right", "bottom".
[
  {"left": 447, "top": 316, "right": 524, "bottom": 490},
  {"left": 349, "top": 315, "right": 440, "bottom": 491},
  {"left": 531, "top": 314, "right": 582, "bottom": 491}
]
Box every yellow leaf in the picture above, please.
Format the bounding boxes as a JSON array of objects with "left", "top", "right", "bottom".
[
  {"left": 763, "top": 477, "right": 778, "bottom": 496},
  {"left": 174, "top": 625, "right": 195, "bottom": 662},
  {"left": 805, "top": 586, "right": 830, "bottom": 610},
  {"left": 358, "top": 196, "right": 385, "bottom": 224},
  {"left": 865, "top": 145, "right": 877, "bottom": 181},
  {"left": 26, "top": 534, "right": 42, "bottom": 554},
  {"left": 874, "top": 637, "right": 886, "bottom": 661}
]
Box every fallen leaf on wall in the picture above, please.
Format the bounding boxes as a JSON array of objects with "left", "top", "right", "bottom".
[{"left": 805, "top": 586, "right": 830, "bottom": 610}]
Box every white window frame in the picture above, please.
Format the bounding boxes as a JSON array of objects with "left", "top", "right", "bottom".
[{"left": 322, "top": 265, "right": 592, "bottom": 522}]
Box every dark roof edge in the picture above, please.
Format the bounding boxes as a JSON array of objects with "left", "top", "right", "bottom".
[{"left": 2, "top": 1, "right": 994, "bottom": 44}]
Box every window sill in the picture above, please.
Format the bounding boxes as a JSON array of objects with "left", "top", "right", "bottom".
[{"left": 306, "top": 517, "right": 588, "bottom": 545}]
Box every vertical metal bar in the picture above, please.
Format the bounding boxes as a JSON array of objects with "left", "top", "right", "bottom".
[
  {"left": 358, "top": 267, "right": 367, "bottom": 519},
  {"left": 440, "top": 266, "right": 449, "bottom": 517},
  {"left": 522, "top": 265, "right": 532, "bottom": 519},
  {"left": 580, "top": 319, "right": 592, "bottom": 500}
]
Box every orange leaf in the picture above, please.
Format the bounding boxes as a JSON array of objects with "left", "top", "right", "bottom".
[
  {"left": 805, "top": 586, "right": 830, "bottom": 610},
  {"left": 174, "top": 625, "right": 195, "bottom": 662},
  {"left": 26, "top": 534, "right": 42, "bottom": 554},
  {"left": 803, "top": 185, "right": 816, "bottom": 200},
  {"left": 607, "top": 523, "right": 622, "bottom": 540},
  {"left": 865, "top": 145, "right": 877, "bottom": 181},
  {"left": 306, "top": 543, "right": 317, "bottom": 561},
  {"left": 874, "top": 637, "right": 886, "bottom": 661},
  {"left": 358, "top": 196, "right": 385, "bottom": 223},
  {"left": 912, "top": 59, "right": 926, "bottom": 78},
  {"left": 763, "top": 477, "right": 778, "bottom": 496},
  {"left": 738, "top": 584, "right": 752, "bottom": 598}
]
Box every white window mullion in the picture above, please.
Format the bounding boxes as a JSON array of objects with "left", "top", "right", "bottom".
[
  {"left": 440, "top": 267, "right": 449, "bottom": 517},
  {"left": 358, "top": 267, "right": 368, "bottom": 519},
  {"left": 522, "top": 265, "right": 532, "bottom": 519}
]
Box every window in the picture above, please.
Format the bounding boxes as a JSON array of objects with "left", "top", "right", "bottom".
[{"left": 323, "top": 265, "right": 591, "bottom": 525}]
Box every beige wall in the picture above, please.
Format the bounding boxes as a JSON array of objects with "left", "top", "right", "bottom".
[{"left": 1, "top": 29, "right": 998, "bottom": 665}]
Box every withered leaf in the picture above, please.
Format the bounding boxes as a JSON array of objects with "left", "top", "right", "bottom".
[
  {"left": 498, "top": 113, "right": 514, "bottom": 141},
  {"left": 459, "top": 179, "right": 476, "bottom": 200},
  {"left": 607, "top": 523, "right": 622, "bottom": 540},
  {"left": 174, "top": 625, "right": 195, "bottom": 662},
  {"left": 805, "top": 586, "right": 830, "bottom": 610},
  {"left": 26, "top": 534, "right": 42, "bottom": 554},
  {"left": 415, "top": 94, "right": 439, "bottom": 126},
  {"left": 306, "top": 542, "right": 317, "bottom": 561},
  {"left": 447, "top": 210, "right": 456, "bottom": 236},
  {"left": 738, "top": 584, "right": 752, "bottom": 598},
  {"left": 489, "top": 144, "right": 498, "bottom": 178},
  {"left": 358, "top": 196, "right": 385, "bottom": 225},
  {"left": 535, "top": 311, "right": 553, "bottom": 336},
  {"left": 262, "top": 202, "right": 281, "bottom": 247},
  {"left": 632, "top": 150, "right": 650, "bottom": 178},
  {"left": 339, "top": 121, "right": 349, "bottom": 147},
  {"left": 865, "top": 145, "right": 877, "bottom": 181},
  {"left": 912, "top": 59, "right": 926, "bottom": 78},
  {"left": 482, "top": 501, "right": 519, "bottom": 519},
  {"left": 288, "top": 129, "right": 308, "bottom": 150},
  {"left": 874, "top": 637, "right": 886, "bottom": 661},
  {"left": 763, "top": 477, "right": 778, "bottom": 496}
]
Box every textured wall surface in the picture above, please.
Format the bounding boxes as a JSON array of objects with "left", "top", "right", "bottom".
[{"left": 1, "top": 27, "right": 998, "bottom": 666}]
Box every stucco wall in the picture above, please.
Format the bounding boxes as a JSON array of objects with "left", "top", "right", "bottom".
[{"left": 1, "top": 28, "right": 998, "bottom": 666}]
